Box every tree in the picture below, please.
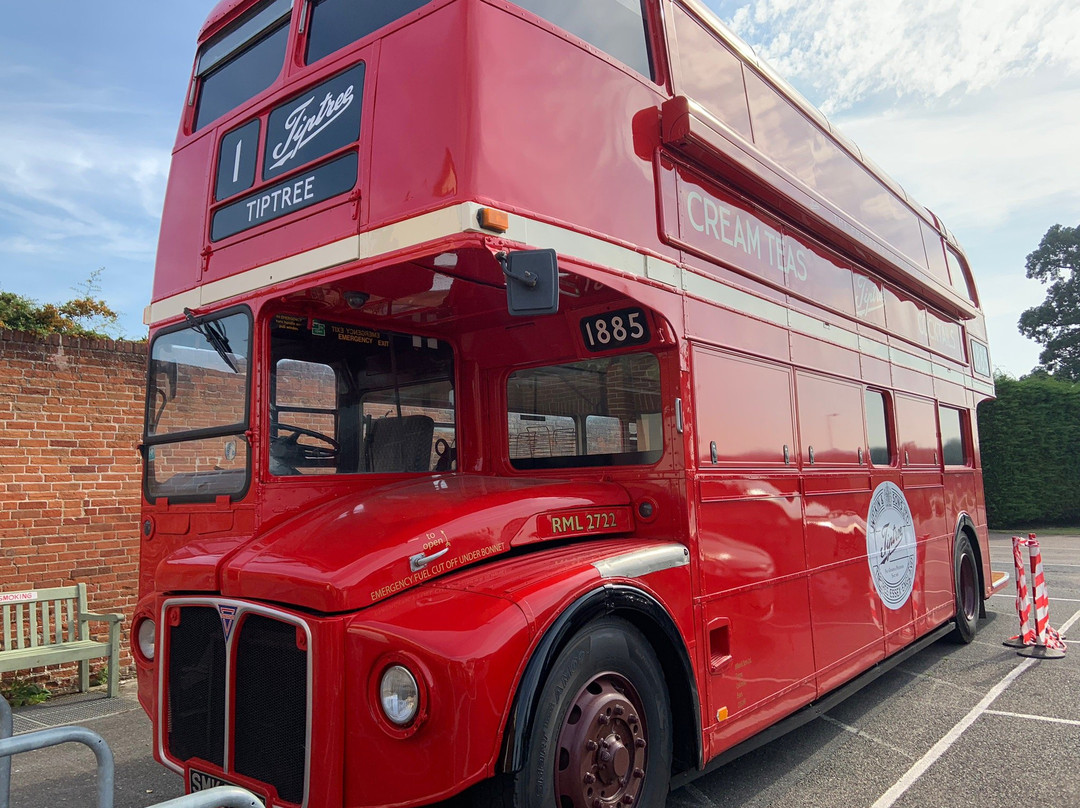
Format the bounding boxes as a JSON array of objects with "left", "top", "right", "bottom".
[
  {"left": 1018, "top": 223, "right": 1080, "bottom": 380},
  {"left": 0, "top": 269, "right": 120, "bottom": 340}
]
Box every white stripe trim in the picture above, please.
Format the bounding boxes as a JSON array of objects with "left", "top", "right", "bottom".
[
  {"left": 860, "top": 336, "right": 891, "bottom": 360},
  {"left": 646, "top": 254, "right": 681, "bottom": 287},
  {"left": 146, "top": 202, "right": 992, "bottom": 398},
  {"left": 682, "top": 269, "right": 788, "bottom": 327},
  {"left": 788, "top": 310, "right": 859, "bottom": 350},
  {"left": 932, "top": 362, "right": 967, "bottom": 386},
  {"left": 889, "top": 347, "right": 933, "bottom": 374},
  {"left": 506, "top": 213, "right": 652, "bottom": 281},
  {"left": 148, "top": 205, "right": 484, "bottom": 323}
]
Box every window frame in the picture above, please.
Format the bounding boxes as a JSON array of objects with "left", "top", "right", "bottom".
[
  {"left": 864, "top": 388, "right": 894, "bottom": 468},
  {"left": 142, "top": 305, "right": 254, "bottom": 503},
  {"left": 303, "top": 0, "right": 436, "bottom": 65},
  {"left": 506, "top": 0, "right": 659, "bottom": 85},
  {"left": 939, "top": 405, "right": 970, "bottom": 468},
  {"left": 266, "top": 314, "right": 457, "bottom": 478},
  {"left": 191, "top": 0, "right": 294, "bottom": 131}
]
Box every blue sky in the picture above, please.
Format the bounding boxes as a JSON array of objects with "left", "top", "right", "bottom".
[{"left": 1, "top": 1, "right": 1078, "bottom": 377}]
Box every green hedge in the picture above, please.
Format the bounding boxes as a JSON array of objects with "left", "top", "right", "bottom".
[{"left": 978, "top": 374, "right": 1080, "bottom": 528}]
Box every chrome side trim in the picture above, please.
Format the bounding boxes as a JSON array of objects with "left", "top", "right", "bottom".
[{"left": 593, "top": 543, "right": 690, "bottom": 579}]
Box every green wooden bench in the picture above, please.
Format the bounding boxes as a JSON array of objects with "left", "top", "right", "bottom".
[{"left": 0, "top": 584, "right": 122, "bottom": 698}]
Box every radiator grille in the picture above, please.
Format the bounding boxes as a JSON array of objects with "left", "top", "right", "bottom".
[
  {"left": 234, "top": 614, "right": 308, "bottom": 805},
  {"left": 164, "top": 603, "right": 309, "bottom": 806},
  {"left": 167, "top": 606, "right": 226, "bottom": 767}
]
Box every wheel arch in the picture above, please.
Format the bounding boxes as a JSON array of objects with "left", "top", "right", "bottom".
[
  {"left": 498, "top": 584, "right": 702, "bottom": 779},
  {"left": 955, "top": 512, "right": 986, "bottom": 618}
]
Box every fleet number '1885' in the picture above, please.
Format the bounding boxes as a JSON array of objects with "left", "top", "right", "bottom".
[{"left": 580, "top": 308, "right": 651, "bottom": 352}]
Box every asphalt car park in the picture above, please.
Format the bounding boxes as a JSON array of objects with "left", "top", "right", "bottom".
[
  {"left": 5, "top": 532, "right": 1078, "bottom": 808},
  {"left": 668, "top": 531, "right": 1080, "bottom": 808}
]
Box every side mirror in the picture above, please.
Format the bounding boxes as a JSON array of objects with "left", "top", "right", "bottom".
[{"left": 500, "top": 249, "right": 559, "bottom": 317}]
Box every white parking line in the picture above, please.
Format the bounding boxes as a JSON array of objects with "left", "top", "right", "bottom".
[
  {"left": 895, "top": 666, "right": 985, "bottom": 697},
  {"left": 870, "top": 605, "right": 1080, "bottom": 808},
  {"left": 681, "top": 784, "right": 717, "bottom": 807},
  {"left": 984, "top": 710, "right": 1080, "bottom": 727},
  {"left": 991, "top": 594, "right": 1080, "bottom": 603},
  {"left": 820, "top": 715, "right": 916, "bottom": 760}
]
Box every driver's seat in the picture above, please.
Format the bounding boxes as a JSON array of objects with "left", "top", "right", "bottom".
[{"left": 366, "top": 415, "right": 435, "bottom": 473}]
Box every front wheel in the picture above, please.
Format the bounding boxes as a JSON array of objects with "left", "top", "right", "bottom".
[
  {"left": 510, "top": 617, "right": 673, "bottom": 808},
  {"left": 949, "top": 533, "right": 980, "bottom": 644}
]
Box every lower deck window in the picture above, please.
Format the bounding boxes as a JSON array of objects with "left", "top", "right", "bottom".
[
  {"left": 507, "top": 353, "right": 662, "bottom": 469},
  {"left": 270, "top": 315, "right": 455, "bottom": 475}
]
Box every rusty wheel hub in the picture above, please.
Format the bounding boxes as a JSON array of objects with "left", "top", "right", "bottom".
[{"left": 555, "top": 673, "right": 647, "bottom": 808}]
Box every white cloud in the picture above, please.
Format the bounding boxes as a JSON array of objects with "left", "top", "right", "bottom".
[
  {"left": 714, "top": 0, "right": 1080, "bottom": 114},
  {"left": 705, "top": 0, "right": 1080, "bottom": 376},
  {"left": 832, "top": 80, "right": 1080, "bottom": 231},
  {"left": 0, "top": 82, "right": 171, "bottom": 263}
]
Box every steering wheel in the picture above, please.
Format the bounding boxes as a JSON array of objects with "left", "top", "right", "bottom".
[{"left": 271, "top": 423, "right": 340, "bottom": 468}]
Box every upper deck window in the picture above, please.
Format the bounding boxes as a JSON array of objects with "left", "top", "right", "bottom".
[
  {"left": 306, "top": 0, "right": 434, "bottom": 64},
  {"left": 513, "top": 0, "right": 654, "bottom": 79},
  {"left": 195, "top": 0, "right": 293, "bottom": 131},
  {"left": 946, "top": 247, "right": 978, "bottom": 305}
]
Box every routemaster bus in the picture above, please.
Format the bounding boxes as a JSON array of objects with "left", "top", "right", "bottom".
[{"left": 133, "top": 1, "right": 1008, "bottom": 806}]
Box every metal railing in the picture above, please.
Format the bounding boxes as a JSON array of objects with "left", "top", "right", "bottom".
[{"left": 1, "top": 696, "right": 260, "bottom": 808}]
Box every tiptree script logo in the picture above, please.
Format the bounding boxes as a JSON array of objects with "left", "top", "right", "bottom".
[
  {"left": 866, "top": 481, "right": 917, "bottom": 610},
  {"left": 218, "top": 604, "right": 238, "bottom": 641},
  {"left": 268, "top": 83, "right": 355, "bottom": 171}
]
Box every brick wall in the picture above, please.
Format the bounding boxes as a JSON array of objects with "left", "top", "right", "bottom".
[{"left": 0, "top": 329, "right": 146, "bottom": 693}]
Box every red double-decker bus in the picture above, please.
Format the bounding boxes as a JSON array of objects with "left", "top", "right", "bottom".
[{"left": 134, "top": 1, "right": 1008, "bottom": 806}]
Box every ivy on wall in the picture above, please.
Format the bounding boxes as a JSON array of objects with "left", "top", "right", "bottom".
[{"left": 978, "top": 373, "right": 1080, "bottom": 528}]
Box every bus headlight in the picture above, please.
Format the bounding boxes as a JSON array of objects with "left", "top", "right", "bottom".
[
  {"left": 137, "top": 618, "right": 156, "bottom": 661},
  {"left": 379, "top": 665, "right": 419, "bottom": 726}
]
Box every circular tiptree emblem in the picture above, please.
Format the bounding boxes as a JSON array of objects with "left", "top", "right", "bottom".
[{"left": 866, "top": 481, "right": 917, "bottom": 610}]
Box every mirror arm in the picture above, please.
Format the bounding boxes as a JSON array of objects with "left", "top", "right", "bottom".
[{"left": 496, "top": 251, "right": 539, "bottom": 288}]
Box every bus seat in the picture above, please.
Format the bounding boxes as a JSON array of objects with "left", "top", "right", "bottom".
[{"left": 367, "top": 415, "right": 435, "bottom": 472}]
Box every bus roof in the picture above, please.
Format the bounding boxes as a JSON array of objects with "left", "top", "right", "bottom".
[{"left": 200, "top": 0, "right": 252, "bottom": 40}]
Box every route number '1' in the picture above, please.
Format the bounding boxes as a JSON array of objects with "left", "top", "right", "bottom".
[{"left": 580, "top": 307, "right": 651, "bottom": 352}]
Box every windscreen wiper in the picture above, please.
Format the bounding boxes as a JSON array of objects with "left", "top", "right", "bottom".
[{"left": 184, "top": 308, "right": 238, "bottom": 373}]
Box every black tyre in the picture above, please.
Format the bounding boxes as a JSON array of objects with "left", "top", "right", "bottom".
[
  {"left": 949, "top": 533, "right": 980, "bottom": 644},
  {"left": 510, "top": 617, "right": 673, "bottom": 808}
]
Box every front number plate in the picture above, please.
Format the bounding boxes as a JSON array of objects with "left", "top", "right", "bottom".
[{"left": 187, "top": 767, "right": 267, "bottom": 806}]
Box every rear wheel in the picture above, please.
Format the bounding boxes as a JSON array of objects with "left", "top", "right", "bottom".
[
  {"left": 950, "top": 533, "right": 980, "bottom": 644},
  {"left": 508, "top": 617, "right": 672, "bottom": 808}
]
